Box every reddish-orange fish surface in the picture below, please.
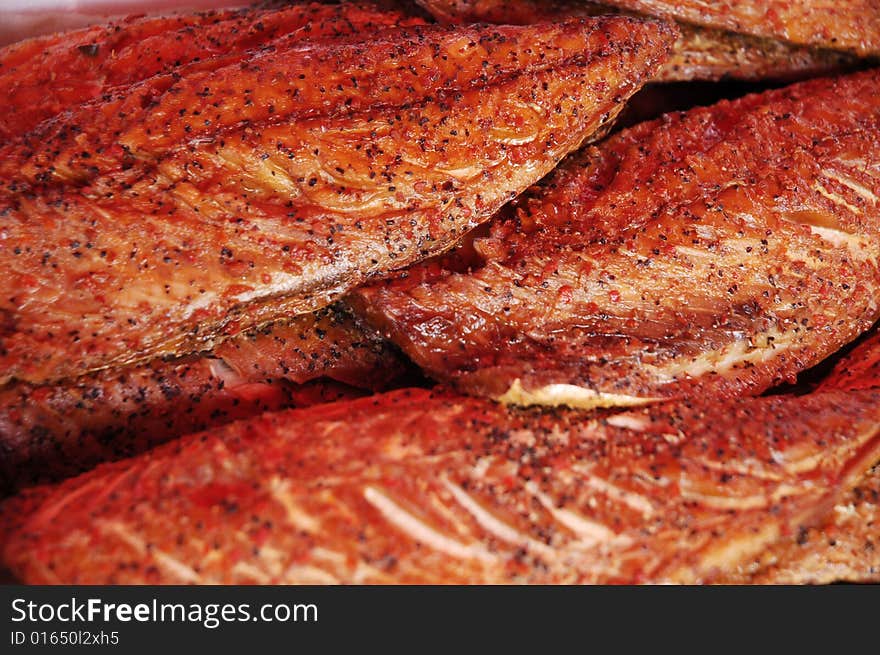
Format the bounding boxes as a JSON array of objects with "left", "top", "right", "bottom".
[
  {"left": 0, "top": 306, "right": 409, "bottom": 494},
  {"left": 735, "top": 466, "right": 880, "bottom": 584},
  {"left": 2, "top": 381, "right": 879, "bottom": 584},
  {"left": 0, "top": 15, "right": 675, "bottom": 386},
  {"left": 353, "top": 69, "right": 880, "bottom": 408},
  {"left": 601, "top": 0, "right": 880, "bottom": 56},
  {"left": 727, "top": 331, "right": 880, "bottom": 583},
  {"left": 821, "top": 324, "right": 880, "bottom": 392},
  {"left": 416, "top": 0, "right": 861, "bottom": 81},
  {"left": 0, "top": 3, "right": 428, "bottom": 140}
]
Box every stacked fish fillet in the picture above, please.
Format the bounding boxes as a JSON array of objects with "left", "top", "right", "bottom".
[{"left": 0, "top": 0, "right": 878, "bottom": 584}]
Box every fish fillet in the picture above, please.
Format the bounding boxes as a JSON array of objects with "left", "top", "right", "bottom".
[
  {"left": 2, "top": 383, "right": 878, "bottom": 584},
  {"left": 0, "top": 305, "right": 409, "bottom": 494},
  {"left": 732, "top": 334, "right": 880, "bottom": 583},
  {"left": 737, "top": 466, "right": 880, "bottom": 584},
  {"left": 0, "top": 3, "right": 428, "bottom": 140},
  {"left": 821, "top": 325, "right": 880, "bottom": 392},
  {"left": 416, "top": 0, "right": 860, "bottom": 82},
  {"left": 601, "top": 0, "right": 880, "bottom": 56},
  {"left": 352, "top": 68, "right": 880, "bottom": 407},
  {"left": 0, "top": 16, "right": 675, "bottom": 386}
]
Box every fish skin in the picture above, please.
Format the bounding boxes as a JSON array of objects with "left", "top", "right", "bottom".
[
  {"left": 0, "top": 16, "right": 676, "bottom": 385},
  {"left": 352, "top": 68, "right": 880, "bottom": 406},
  {"left": 600, "top": 0, "right": 880, "bottom": 57},
  {"left": 416, "top": 0, "right": 860, "bottom": 82},
  {"left": 0, "top": 305, "right": 409, "bottom": 494},
  {"left": 2, "top": 383, "right": 879, "bottom": 584},
  {"left": 0, "top": 3, "right": 425, "bottom": 140}
]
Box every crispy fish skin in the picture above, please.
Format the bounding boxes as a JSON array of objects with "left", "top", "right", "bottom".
[
  {"left": 352, "top": 69, "right": 880, "bottom": 407},
  {"left": 0, "top": 305, "right": 408, "bottom": 494},
  {"left": 2, "top": 384, "right": 879, "bottom": 584},
  {"left": 601, "top": 0, "right": 880, "bottom": 56},
  {"left": 0, "top": 17, "right": 676, "bottom": 386},
  {"left": 416, "top": 0, "right": 859, "bottom": 82}
]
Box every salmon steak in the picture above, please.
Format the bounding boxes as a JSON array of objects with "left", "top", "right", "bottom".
[
  {"left": 352, "top": 69, "right": 880, "bottom": 408},
  {"left": 0, "top": 305, "right": 409, "bottom": 494},
  {"left": 0, "top": 14, "right": 676, "bottom": 386},
  {"left": 416, "top": 0, "right": 863, "bottom": 82},
  {"left": 2, "top": 375, "right": 879, "bottom": 583}
]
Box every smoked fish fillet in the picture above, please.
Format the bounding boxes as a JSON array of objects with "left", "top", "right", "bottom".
[
  {"left": 352, "top": 69, "right": 880, "bottom": 408},
  {"left": 0, "top": 3, "right": 428, "bottom": 187},
  {"left": 600, "top": 0, "right": 880, "bottom": 56},
  {"left": 0, "top": 2, "right": 428, "bottom": 139},
  {"left": 416, "top": 0, "right": 859, "bottom": 82},
  {"left": 820, "top": 325, "right": 880, "bottom": 392},
  {"left": 741, "top": 466, "right": 880, "bottom": 584},
  {"left": 0, "top": 16, "right": 675, "bottom": 386},
  {"left": 731, "top": 331, "right": 880, "bottom": 583},
  {"left": 0, "top": 305, "right": 409, "bottom": 494},
  {"left": 2, "top": 383, "right": 879, "bottom": 584}
]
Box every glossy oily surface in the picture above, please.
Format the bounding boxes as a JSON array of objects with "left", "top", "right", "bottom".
[
  {"left": 416, "top": 0, "right": 860, "bottom": 82},
  {"left": 353, "top": 69, "right": 880, "bottom": 406},
  {"left": 2, "top": 383, "right": 879, "bottom": 583},
  {"left": 0, "top": 14, "right": 675, "bottom": 385},
  {"left": 0, "top": 306, "right": 408, "bottom": 493}
]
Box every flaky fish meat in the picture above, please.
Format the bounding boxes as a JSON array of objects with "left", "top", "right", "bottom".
[
  {"left": 0, "top": 15, "right": 675, "bottom": 385},
  {"left": 2, "top": 381, "right": 879, "bottom": 583},
  {"left": 416, "top": 0, "right": 861, "bottom": 82},
  {"left": 352, "top": 69, "right": 880, "bottom": 408},
  {"left": 0, "top": 305, "right": 408, "bottom": 494}
]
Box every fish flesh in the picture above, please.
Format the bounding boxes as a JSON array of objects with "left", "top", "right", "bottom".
[
  {"left": 352, "top": 68, "right": 880, "bottom": 408},
  {"left": 0, "top": 305, "right": 409, "bottom": 494},
  {"left": 821, "top": 324, "right": 880, "bottom": 392},
  {"left": 416, "top": 0, "right": 860, "bottom": 82},
  {"left": 0, "top": 2, "right": 428, "bottom": 140},
  {"left": 600, "top": 0, "right": 880, "bottom": 56},
  {"left": 728, "top": 326, "right": 880, "bottom": 583},
  {"left": 0, "top": 16, "right": 676, "bottom": 386},
  {"left": 737, "top": 466, "right": 880, "bottom": 584},
  {"left": 2, "top": 380, "right": 879, "bottom": 583},
  {"left": 0, "top": 2, "right": 429, "bottom": 178}
]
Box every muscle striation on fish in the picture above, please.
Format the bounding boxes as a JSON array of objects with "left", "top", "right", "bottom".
[
  {"left": 2, "top": 382, "right": 879, "bottom": 584},
  {"left": 0, "top": 16, "right": 676, "bottom": 385},
  {"left": 416, "top": 0, "right": 862, "bottom": 82},
  {"left": 601, "top": 0, "right": 880, "bottom": 56},
  {"left": 0, "top": 305, "right": 409, "bottom": 494},
  {"left": 0, "top": 2, "right": 427, "bottom": 140},
  {"left": 352, "top": 68, "right": 880, "bottom": 408}
]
